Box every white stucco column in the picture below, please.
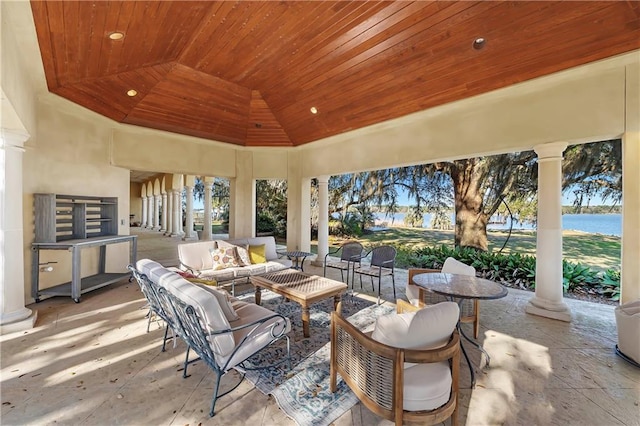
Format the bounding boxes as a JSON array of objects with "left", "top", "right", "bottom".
[
  {"left": 153, "top": 194, "right": 161, "bottom": 230},
  {"left": 312, "top": 175, "right": 329, "bottom": 266},
  {"left": 286, "top": 151, "right": 311, "bottom": 251},
  {"left": 1, "top": 129, "right": 37, "bottom": 334},
  {"left": 147, "top": 194, "right": 154, "bottom": 229},
  {"left": 160, "top": 191, "right": 167, "bottom": 232},
  {"left": 621, "top": 63, "right": 640, "bottom": 303},
  {"left": 141, "top": 195, "right": 148, "bottom": 228},
  {"left": 229, "top": 152, "right": 255, "bottom": 239},
  {"left": 526, "top": 142, "right": 571, "bottom": 322},
  {"left": 203, "top": 178, "right": 214, "bottom": 240},
  {"left": 165, "top": 188, "right": 173, "bottom": 236},
  {"left": 171, "top": 190, "right": 181, "bottom": 237},
  {"left": 183, "top": 177, "right": 197, "bottom": 240},
  {"left": 177, "top": 188, "right": 184, "bottom": 236}
]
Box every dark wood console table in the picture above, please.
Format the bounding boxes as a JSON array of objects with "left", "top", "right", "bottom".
[{"left": 31, "top": 235, "right": 137, "bottom": 303}]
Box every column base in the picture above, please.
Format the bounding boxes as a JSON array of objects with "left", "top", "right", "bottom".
[
  {"left": 310, "top": 260, "right": 324, "bottom": 267},
  {"left": 0, "top": 308, "right": 38, "bottom": 335},
  {"left": 182, "top": 232, "right": 198, "bottom": 241},
  {"left": 525, "top": 297, "right": 572, "bottom": 322}
]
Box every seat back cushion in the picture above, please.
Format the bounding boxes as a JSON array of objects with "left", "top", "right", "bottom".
[
  {"left": 178, "top": 241, "right": 218, "bottom": 271},
  {"left": 372, "top": 301, "right": 459, "bottom": 350},
  {"left": 442, "top": 257, "right": 475, "bottom": 276},
  {"left": 165, "top": 277, "right": 235, "bottom": 356},
  {"left": 136, "top": 259, "right": 164, "bottom": 280},
  {"left": 195, "top": 284, "right": 239, "bottom": 322}
]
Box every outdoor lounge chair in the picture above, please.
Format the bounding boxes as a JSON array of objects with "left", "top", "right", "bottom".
[
  {"left": 330, "top": 299, "right": 460, "bottom": 426},
  {"left": 323, "top": 241, "right": 364, "bottom": 286},
  {"left": 353, "top": 245, "right": 397, "bottom": 302},
  {"left": 406, "top": 257, "right": 481, "bottom": 339},
  {"left": 130, "top": 259, "right": 292, "bottom": 416}
]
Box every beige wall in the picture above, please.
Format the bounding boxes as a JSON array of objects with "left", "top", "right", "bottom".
[
  {"left": 22, "top": 98, "right": 131, "bottom": 302},
  {"left": 111, "top": 127, "right": 237, "bottom": 178},
  {"left": 0, "top": 1, "right": 40, "bottom": 136},
  {"left": 299, "top": 60, "right": 631, "bottom": 177}
]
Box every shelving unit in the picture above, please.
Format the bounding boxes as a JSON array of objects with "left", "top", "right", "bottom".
[
  {"left": 34, "top": 194, "right": 118, "bottom": 243},
  {"left": 32, "top": 194, "right": 136, "bottom": 303}
]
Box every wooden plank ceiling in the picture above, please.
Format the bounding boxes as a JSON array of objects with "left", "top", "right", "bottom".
[{"left": 31, "top": 1, "right": 640, "bottom": 147}]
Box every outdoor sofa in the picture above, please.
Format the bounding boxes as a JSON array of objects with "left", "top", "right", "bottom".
[
  {"left": 177, "top": 236, "right": 292, "bottom": 293},
  {"left": 130, "top": 258, "right": 291, "bottom": 416}
]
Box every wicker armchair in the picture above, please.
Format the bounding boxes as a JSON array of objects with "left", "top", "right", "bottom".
[
  {"left": 406, "top": 257, "right": 481, "bottom": 339},
  {"left": 330, "top": 300, "right": 460, "bottom": 426},
  {"left": 323, "top": 241, "right": 364, "bottom": 286}
]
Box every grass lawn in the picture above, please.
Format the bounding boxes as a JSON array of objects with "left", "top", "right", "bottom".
[{"left": 322, "top": 227, "right": 621, "bottom": 272}]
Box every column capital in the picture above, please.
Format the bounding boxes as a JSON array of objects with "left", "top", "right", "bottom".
[
  {"left": 316, "top": 175, "right": 330, "bottom": 184},
  {"left": 1, "top": 128, "right": 30, "bottom": 150},
  {"left": 534, "top": 142, "right": 568, "bottom": 161}
]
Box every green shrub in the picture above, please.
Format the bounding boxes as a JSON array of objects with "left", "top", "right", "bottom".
[{"left": 403, "top": 245, "right": 619, "bottom": 300}]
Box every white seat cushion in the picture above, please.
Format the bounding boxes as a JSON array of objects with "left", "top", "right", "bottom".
[
  {"left": 372, "top": 302, "right": 459, "bottom": 370},
  {"left": 403, "top": 362, "right": 452, "bottom": 411},
  {"left": 218, "top": 303, "right": 291, "bottom": 369},
  {"left": 195, "top": 284, "right": 239, "bottom": 322}
]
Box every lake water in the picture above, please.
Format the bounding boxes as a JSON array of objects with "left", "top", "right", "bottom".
[{"left": 373, "top": 212, "right": 621, "bottom": 237}]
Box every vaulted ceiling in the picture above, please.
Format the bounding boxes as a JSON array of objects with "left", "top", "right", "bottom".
[{"left": 31, "top": 1, "right": 640, "bottom": 148}]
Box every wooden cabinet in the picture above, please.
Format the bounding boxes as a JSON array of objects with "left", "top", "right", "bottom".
[
  {"left": 34, "top": 194, "right": 118, "bottom": 243},
  {"left": 32, "top": 194, "right": 136, "bottom": 303}
]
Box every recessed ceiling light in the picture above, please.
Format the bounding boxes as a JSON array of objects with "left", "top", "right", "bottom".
[
  {"left": 127, "top": 89, "right": 138, "bottom": 97},
  {"left": 473, "top": 37, "right": 486, "bottom": 50},
  {"left": 310, "top": 107, "right": 318, "bottom": 114},
  {"left": 109, "top": 32, "right": 124, "bottom": 40}
]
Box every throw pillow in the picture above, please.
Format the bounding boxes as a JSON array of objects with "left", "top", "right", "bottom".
[
  {"left": 176, "top": 270, "right": 198, "bottom": 279},
  {"left": 235, "top": 245, "right": 252, "bottom": 267},
  {"left": 195, "top": 284, "right": 239, "bottom": 322},
  {"left": 248, "top": 244, "right": 267, "bottom": 264},
  {"left": 186, "top": 277, "right": 218, "bottom": 286},
  {"left": 210, "top": 247, "right": 239, "bottom": 270}
]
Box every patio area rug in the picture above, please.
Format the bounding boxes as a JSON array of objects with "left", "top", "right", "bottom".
[{"left": 238, "top": 291, "right": 395, "bottom": 426}]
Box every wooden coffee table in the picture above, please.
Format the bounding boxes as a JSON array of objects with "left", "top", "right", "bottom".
[{"left": 250, "top": 269, "right": 347, "bottom": 337}]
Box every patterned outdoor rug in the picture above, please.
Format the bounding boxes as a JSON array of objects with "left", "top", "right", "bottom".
[{"left": 238, "top": 291, "right": 395, "bottom": 426}]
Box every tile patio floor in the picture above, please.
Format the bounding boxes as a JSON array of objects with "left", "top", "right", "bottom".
[{"left": 1, "top": 228, "right": 638, "bottom": 425}]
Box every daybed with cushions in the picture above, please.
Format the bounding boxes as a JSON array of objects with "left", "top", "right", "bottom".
[
  {"left": 130, "top": 258, "right": 291, "bottom": 416},
  {"left": 177, "top": 236, "right": 292, "bottom": 293}
]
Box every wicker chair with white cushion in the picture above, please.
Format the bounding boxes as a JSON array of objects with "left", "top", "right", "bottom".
[
  {"left": 330, "top": 299, "right": 460, "bottom": 426},
  {"left": 406, "top": 257, "right": 481, "bottom": 339}
]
